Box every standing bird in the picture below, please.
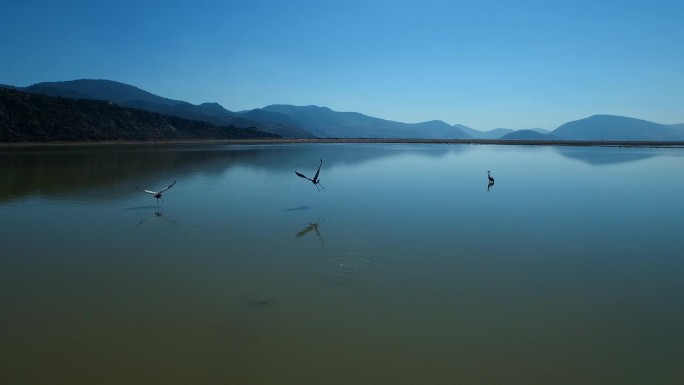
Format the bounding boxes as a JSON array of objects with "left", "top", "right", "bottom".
[
  {"left": 135, "top": 180, "right": 176, "bottom": 204},
  {"left": 296, "top": 159, "right": 325, "bottom": 191},
  {"left": 487, "top": 171, "right": 495, "bottom": 193}
]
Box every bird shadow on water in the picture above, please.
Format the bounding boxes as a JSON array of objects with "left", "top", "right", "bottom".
[
  {"left": 136, "top": 207, "right": 177, "bottom": 227},
  {"left": 281, "top": 205, "right": 312, "bottom": 212},
  {"left": 226, "top": 284, "right": 289, "bottom": 313}
]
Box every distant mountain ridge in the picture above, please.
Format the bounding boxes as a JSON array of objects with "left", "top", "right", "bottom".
[
  {"left": 552, "top": 115, "right": 684, "bottom": 141},
  {"left": 0, "top": 87, "right": 277, "bottom": 142},
  {"left": 259, "top": 105, "right": 471, "bottom": 139},
  {"left": 25, "top": 79, "right": 176, "bottom": 105},
  {"left": 455, "top": 124, "right": 514, "bottom": 139},
  {"left": 3, "top": 79, "right": 684, "bottom": 141},
  {"left": 17, "top": 80, "right": 312, "bottom": 138}
]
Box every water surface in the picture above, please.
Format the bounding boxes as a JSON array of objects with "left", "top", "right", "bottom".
[{"left": 1, "top": 143, "right": 683, "bottom": 384}]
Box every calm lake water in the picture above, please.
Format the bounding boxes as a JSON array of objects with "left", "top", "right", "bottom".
[{"left": 1, "top": 143, "right": 683, "bottom": 384}]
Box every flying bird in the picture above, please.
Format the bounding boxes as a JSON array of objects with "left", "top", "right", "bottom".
[
  {"left": 296, "top": 159, "right": 325, "bottom": 191},
  {"left": 135, "top": 180, "right": 176, "bottom": 204}
]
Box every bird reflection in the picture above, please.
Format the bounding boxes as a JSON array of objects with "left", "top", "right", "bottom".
[
  {"left": 487, "top": 180, "right": 495, "bottom": 193},
  {"left": 296, "top": 218, "right": 325, "bottom": 244},
  {"left": 122, "top": 205, "right": 162, "bottom": 211},
  {"left": 136, "top": 207, "right": 177, "bottom": 227}
]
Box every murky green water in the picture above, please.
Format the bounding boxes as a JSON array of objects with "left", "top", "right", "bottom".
[{"left": 1, "top": 143, "right": 683, "bottom": 384}]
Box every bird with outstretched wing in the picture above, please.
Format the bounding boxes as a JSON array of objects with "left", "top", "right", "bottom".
[
  {"left": 135, "top": 180, "right": 176, "bottom": 203},
  {"left": 295, "top": 159, "right": 325, "bottom": 191}
]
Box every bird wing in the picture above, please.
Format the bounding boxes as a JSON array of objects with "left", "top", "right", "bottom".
[
  {"left": 135, "top": 186, "right": 157, "bottom": 195},
  {"left": 313, "top": 159, "right": 322, "bottom": 180},
  {"left": 295, "top": 171, "right": 311, "bottom": 180},
  {"left": 159, "top": 180, "right": 176, "bottom": 193}
]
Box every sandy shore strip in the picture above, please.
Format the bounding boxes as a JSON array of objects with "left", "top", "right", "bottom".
[{"left": 2, "top": 138, "right": 684, "bottom": 148}]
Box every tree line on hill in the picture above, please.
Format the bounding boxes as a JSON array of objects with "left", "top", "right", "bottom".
[{"left": 0, "top": 87, "right": 277, "bottom": 142}]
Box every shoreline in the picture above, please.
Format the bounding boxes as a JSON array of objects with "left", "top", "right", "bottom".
[{"left": 2, "top": 138, "right": 684, "bottom": 148}]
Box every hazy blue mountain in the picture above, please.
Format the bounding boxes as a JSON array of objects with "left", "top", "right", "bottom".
[
  {"left": 18, "top": 80, "right": 313, "bottom": 138},
  {"left": 500, "top": 129, "right": 560, "bottom": 140},
  {"left": 455, "top": 124, "right": 515, "bottom": 139},
  {"left": 670, "top": 123, "right": 684, "bottom": 134},
  {"left": 242, "top": 108, "right": 298, "bottom": 125},
  {"left": 16, "top": 79, "right": 470, "bottom": 139},
  {"left": 23, "top": 83, "right": 93, "bottom": 100},
  {"left": 238, "top": 108, "right": 314, "bottom": 138},
  {"left": 0, "top": 87, "right": 277, "bottom": 142},
  {"left": 261, "top": 105, "right": 471, "bottom": 139},
  {"left": 553, "top": 115, "right": 684, "bottom": 141},
  {"left": 25, "top": 79, "right": 180, "bottom": 106},
  {"left": 198, "top": 102, "right": 233, "bottom": 116},
  {"left": 412, "top": 120, "right": 470, "bottom": 139},
  {"left": 484, "top": 128, "right": 516, "bottom": 138},
  {"left": 10, "top": 79, "right": 684, "bottom": 141},
  {"left": 529, "top": 128, "right": 550, "bottom": 134}
]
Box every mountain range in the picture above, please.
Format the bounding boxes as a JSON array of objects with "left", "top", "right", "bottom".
[
  {"left": 2, "top": 79, "right": 683, "bottom": 141},
  {"left": 1, "top": 79, "right": 311, "bottom": 138},
  {"left": 554, "top": 115, "right": 684, "bottom": 141},
  {"left": 0, "top": 87, "right": 276, "bottom": 142}
]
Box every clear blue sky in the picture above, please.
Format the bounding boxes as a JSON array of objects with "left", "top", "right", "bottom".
[{"left": 2, "top": 0, "right": 683, "bottom": 130}]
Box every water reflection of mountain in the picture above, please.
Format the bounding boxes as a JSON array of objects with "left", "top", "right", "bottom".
[
  {"left": 0, "top": 146, "right": 243, "bottom": 202},
  {"left": 0, "top": 143, "right": 467, "bottom": 202},
  {"left": 554, "top": 146, "right": 683, "bottom": 165},
  {"left": 230, "top": 143, "right": 467, "bottom": 170}
]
